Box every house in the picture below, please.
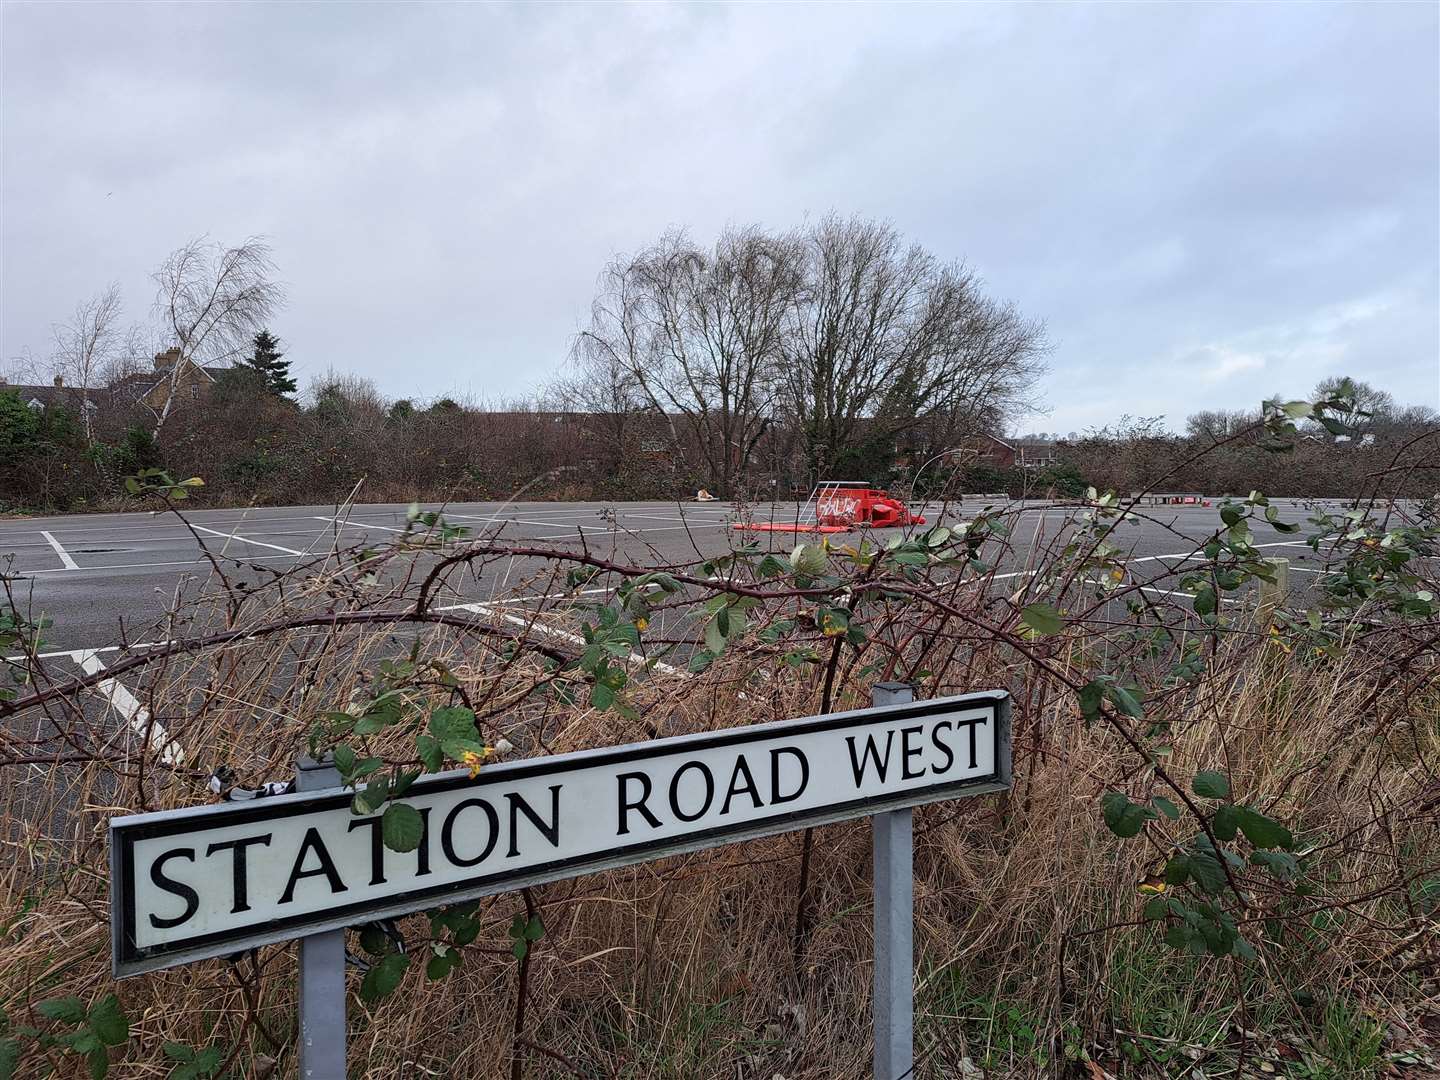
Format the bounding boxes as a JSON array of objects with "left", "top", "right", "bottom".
[
  {"left": 905, "top": 432, "right": 1017, "bottom": 471},
  {"left": 1013, "top": 438, "right": 1059, "bottom": 468},
  {"left": 110, "top": 348, "right": 232, "bottom": 414},
  {"left": 0, "top": 374, "right": 100, "bottom": 417}
]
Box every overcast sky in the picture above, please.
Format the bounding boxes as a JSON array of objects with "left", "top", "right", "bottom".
[{"left": 3, "top": 2, "right": 1436, "bottom": 433}]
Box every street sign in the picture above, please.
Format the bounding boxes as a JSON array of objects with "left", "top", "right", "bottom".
[{"left": 110, "top": 689, "right": 1010, "bottom": 978}]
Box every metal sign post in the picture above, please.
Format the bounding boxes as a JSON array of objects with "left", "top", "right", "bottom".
[
  {"left": 294, "top": 757, "right": 347, "bottom": 1080},
  {"left": 109, "top": 691, "right": 1011, "bottom": 1080},
  {"left": 870, "top": 683, "right": 914, "bottom": 1080}
]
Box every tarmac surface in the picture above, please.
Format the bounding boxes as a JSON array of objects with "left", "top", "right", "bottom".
[{"left": 1, "top": 496, "right": 1345, "bottom": 657}]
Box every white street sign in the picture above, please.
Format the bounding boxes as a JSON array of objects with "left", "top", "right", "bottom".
[{"left": 111, "top": 690, "right": 1009, "bottom": 977}]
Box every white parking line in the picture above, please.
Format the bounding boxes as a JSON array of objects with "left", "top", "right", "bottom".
[
  {"left": 15, "top": 554, "right": 298, "bottom": 576},
  {"left": 315, "top": 516, "right": 409, "bottom": 535},
  {"left": 40, "top": 530, "right": 79, "bottom": 571},
  {"left": 1126, "top": 540, "right": 1312, "bottom": 566},
  {"left": 192, "top": 524, "right": 305, "bottom": 556},
  {"left": 438, "top": 601, "right": 685, "bottom": 676},
  {"left": 317, "top": 514, "right": 730, "bottom": 541},
  {"left": 75, "top": 650, "right": 185, "bottom": 766},
  {"left": 620, "top": 512, "right": 732, "bottom": 524},
  {"left": 530, "top": 523, "right": 731, "bottom": 539}
]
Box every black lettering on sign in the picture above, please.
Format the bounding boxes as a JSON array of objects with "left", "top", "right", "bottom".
[
  {"left": 148, "top": 848, "right": 199, "bottom": 929},
  {"left": 205, "top": 834, "right": 272, "bottom": 913},
  {"left": 770, "top": 747, "right": 808, "bottom": 804},
  {"left": 346, "top": 817, "right": 388, "bottom": 886},
  {"left": 505, "top": 786, "right": 562, "bottom": 857},
  {"left": 900, "top": 725, "right": 926, "bottom": 780},
  {"left": 416, "top": 807, "right": 432, "bottom": 877},
  {"left": 720, "top": 754, "right": 762, "bottom": 815},
  {"left": 617, "top": 772, "right": 662, "bottom": 835},
  {"left": 278, "top": 828, "right": 348, "bottom": 904},
  {"left": 441, "top": 798, "right": 500, "bottom": 868},
  {"left": 845, "top": 730, "right": 895, "bottom": 785},
  {"left": 668, "top": 761, "right": 715, "bottom": 823},
  {"left": 956, "top": 716, "right": 985, "bottom": 769},
  {"left": 930, "top": 721, "right": 955, "bottom": 774}
]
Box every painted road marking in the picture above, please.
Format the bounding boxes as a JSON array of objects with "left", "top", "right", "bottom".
[
  {"left": 191, "top": 524, "right": 306, "bottom": 556},
  {"left": 16, "top": 554, "right": 299, "bottom": 576},
  {"left": 1125, "top": 540, "right": 1313, "bottom": 567},
  {"left": 438, "top": 601, "right": 686, "bottom": 676},
  {"left": 40, "top": 530, "right": 80, "bottom": 571},
  {"left": 316, "top": 514, "right": 729, "bottom": 541},
  {"left": 315, "top": 516, "right": 409, "bottom": 535},
  {"left": 75, "top": 650, "right": 185, "bottom": 766}
]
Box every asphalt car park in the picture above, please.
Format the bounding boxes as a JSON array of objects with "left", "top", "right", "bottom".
[
  {"left": 0, "top": 496, "right": 1349, "bottom": 653},
  {"left": 0, "top": 495, "right": 1379, "bottom": 785}
]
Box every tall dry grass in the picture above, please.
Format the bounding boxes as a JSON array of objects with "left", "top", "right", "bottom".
[{"left": 1, "top": 497, "right": 1436, "bottom": 1078}]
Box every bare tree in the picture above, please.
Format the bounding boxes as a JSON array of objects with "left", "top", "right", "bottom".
[
  {"left": 574, "top": 227, "right": 803, "bottom": 497},
  {"left": 1311, "top": 376, "right": 1396, "bottom": 423},
  {"left": 49, "top": 283, "right": 124, "bottom": 440},
  {"left": 149, "top": 237, "right": 283, "bottom": 436},
  {"left": 1185, "top": 408, "right": 1260, "bottom": 442},
  {"left": 779, "top": 216, "right": 1047, "bottom": 479},
  {"left": 548, "top": 345, "right": 652, "bottom": 475}
]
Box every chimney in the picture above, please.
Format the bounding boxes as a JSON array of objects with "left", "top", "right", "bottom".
[
  {"left": 54, "top": 374, "right": 64, "bottom": 387},
  {"left": 154, "top": 347, "right": 181, "bottom": 370}
]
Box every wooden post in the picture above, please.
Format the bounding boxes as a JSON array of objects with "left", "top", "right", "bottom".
[{"left": 1258, "top": 556, "right": 1289, "bottom": 627}]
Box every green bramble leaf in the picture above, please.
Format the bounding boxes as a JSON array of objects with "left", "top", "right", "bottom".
[
  {"left": 1106, "top": 684, "right": 1145, "bottom": 719},
  {"left": 381, "top": 803, "right": 423, "bottom": 853},
  {"left": 37, "top": 997, "right": 86, "bottom": 1025},
  {"left": 1101, "top": 792, "right": 1157, "bottom": 838},
  {"left": 1212, "top": 804, "right": 1240, "bottom": 842},
  {"left": 1235, "top": 806, "right": 1294, "bottom": 850},
  {"left": 1187, "top": 851, "right": 1227, "bottom": 895},
  {"left": 87, "top": 996, "right": 128, "bottom": 1047},
  {"left": 415, "top": 734, "right": 443, "bottom": 773},
  {"left": 1192, "top": 770, "right": 1231, "bottom": 799},
  {"left": 789, "top": 544, "right": 828, "bottom": 578},
  {"left": 1250, "top": 849, "right": 1300, "bottom": 880},
  {"left": 1019, "top": 603, "right": 1063, "bottom": 636},
  {"left": 426, "top": 944, "right": 462, "bottom": 981},
  {"left": 359, "top": 952, "right": 409, "bottom": 1002}
]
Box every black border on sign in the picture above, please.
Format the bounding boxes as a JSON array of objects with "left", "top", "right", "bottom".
[{"left": 111, "top": 691, "right": 1009, "bottom": 976}]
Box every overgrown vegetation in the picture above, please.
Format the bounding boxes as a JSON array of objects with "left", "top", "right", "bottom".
[{"left": 0, "top": 388, "right": 1435, "bottom": 1077}]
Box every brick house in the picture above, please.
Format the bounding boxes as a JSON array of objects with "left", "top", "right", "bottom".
[
  {"left": 0, "top": 374, "right": 100, "bottom": 418},
  {"left": 110, "top": 348, "right": 232, "bottom": 415}
]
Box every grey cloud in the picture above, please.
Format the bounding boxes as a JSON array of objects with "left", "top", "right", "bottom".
[{"left": 3, "top": 2, "right": 1435, "bottom": 430}]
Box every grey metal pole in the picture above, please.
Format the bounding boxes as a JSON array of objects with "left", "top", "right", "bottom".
[
  {"left": 295, "top": 756, "right": 347, "bottom": 1080},
  {"left": 871, "top": 682, "right": 914, "bottom": 1080}
]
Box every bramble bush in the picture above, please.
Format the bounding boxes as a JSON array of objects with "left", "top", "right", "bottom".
[{"left": 0, "top": 385, "right": 1436, "bottom": 1077}]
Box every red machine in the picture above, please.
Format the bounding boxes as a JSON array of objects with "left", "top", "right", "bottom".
[
  {"left": 815, "top": 483, "right": 925, "bottom": 527},
  {"left": 735, "top": 482, "right": 925, "bottom": 533}
]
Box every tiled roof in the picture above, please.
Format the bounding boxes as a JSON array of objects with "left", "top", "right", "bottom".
[{"left": 2, "top": 384, "right": 99, "bottom": 410}]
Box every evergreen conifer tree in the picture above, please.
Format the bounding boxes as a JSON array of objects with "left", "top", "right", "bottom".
[{"left": 243, "top": 329, "right": 296, "bottom": 397}]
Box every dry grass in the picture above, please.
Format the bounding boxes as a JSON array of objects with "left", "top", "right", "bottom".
[{"left": 2, "top": 501, "right": 1436, "bottom": 1079}]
